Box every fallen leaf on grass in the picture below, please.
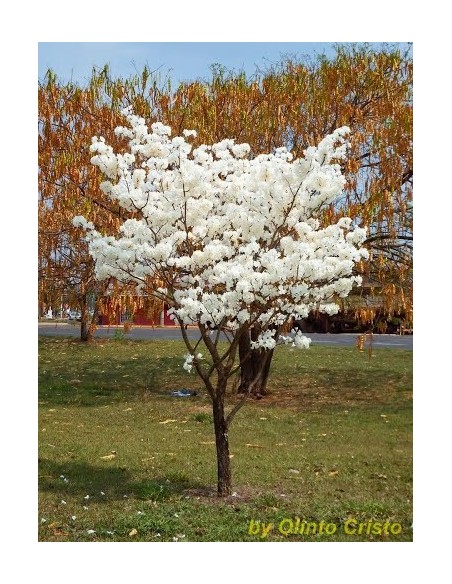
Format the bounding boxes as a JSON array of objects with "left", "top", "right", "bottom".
[
  {"left": 52, "top": 529, "right": 69, "bottom": 537},
  {"left": 129, "top": 528, "right": 138, "bottom": 537},
  {"left": 159, "top": 419, "right": 177, "bottom": 424},
  {"left": 100, "top": 453, "right": 117, "bottom": 461},
  {"left": 328, "top": 470, "right": 339, "bottom": 476},
  {"left": 288, "top": 468, "right": 300, "bottom": 474}
]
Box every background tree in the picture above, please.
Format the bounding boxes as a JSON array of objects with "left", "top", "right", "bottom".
[{"left": 38, "top": 67, "right": 166, "bottom": 339}]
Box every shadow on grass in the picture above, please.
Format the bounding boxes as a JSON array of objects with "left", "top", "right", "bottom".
[
  {"left": 38, "top": 383, "right": 202, "bottom": 408},
  {"left": 39, "top": 458, "right": 207, "bottom": 502},
  {"left": 38, "top": 338, "right": 193, "bottom": 408}
]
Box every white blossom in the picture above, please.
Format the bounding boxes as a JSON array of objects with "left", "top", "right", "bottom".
[
  {"left": 77, "top": 111, "right": 368, "bottom": 354},
  {"left": 250, "top": 330, "right": 278, "bottom": 350},
  {"left": 183, "top": 353, "right": 194, "bottom": 373},
  {"left": 183, "top": 129, "right": 197, "bottom": 138},
  {"left": 291, "top": 331, "right": 311, "bottom": 349}
]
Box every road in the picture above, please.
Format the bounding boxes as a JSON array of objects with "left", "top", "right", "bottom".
[{"left": 38, "top": 322, "right": 413, "bottom": 349}]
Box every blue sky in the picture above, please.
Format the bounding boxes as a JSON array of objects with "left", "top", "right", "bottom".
[{"left": 38, "top": 42, "right": 406, "bottom": 86}]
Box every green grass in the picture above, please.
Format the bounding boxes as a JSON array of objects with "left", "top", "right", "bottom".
[{"left": 38, "top": 336, "right": 412, "bottom": 542}]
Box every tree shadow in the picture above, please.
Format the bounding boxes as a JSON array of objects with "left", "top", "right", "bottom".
[
  {"left": 38, "top": 458, "right": 207, "bottom": 502},
  {"left": 38, "top": 345, "right": 193, "bottom": 408}
]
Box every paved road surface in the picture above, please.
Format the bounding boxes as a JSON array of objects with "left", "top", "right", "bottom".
[{"left": 38, "top": 322, "right": 413, "bottom": 349}]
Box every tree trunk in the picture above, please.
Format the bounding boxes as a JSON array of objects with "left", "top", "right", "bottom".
[
  {"left": 212, "top": 395, "right": 232, "bottom": 496},
  {"left": 238, "top": 328, "right": 275, "bottom": 396},
  {"left": 79, "top": 293, "right": 94, "bottom": 342}
]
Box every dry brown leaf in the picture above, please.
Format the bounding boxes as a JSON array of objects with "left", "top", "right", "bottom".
[
  {"left": 100, "top": 453, "right": 117, "bottom": 461},
  {"left": 128, "top": 528, "right": 138, "bottom": 537}
]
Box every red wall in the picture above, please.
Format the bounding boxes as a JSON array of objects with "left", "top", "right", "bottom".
[{"left": 98, "top": 306, "right": 176, "bottom": 326}]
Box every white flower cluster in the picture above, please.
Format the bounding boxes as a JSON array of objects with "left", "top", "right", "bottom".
[
  {"left": 76, "top": 109, "right": 368, "bottom": 349},
  {"left": 182, "top": 352, "right": 203, "bottom": 373},
  {"left": 290, "top": 330, "right": 311, "bottom": 349},
  {"left": 273, "top": 330, "right": 312, "bottom": 350},
  {"left": 250, "top": 330, "right": 279, "bottom": 350}
]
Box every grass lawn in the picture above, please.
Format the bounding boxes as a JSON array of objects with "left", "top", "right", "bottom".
[{"left": 38, "top": 335, "right": 412, "bottom": 542}]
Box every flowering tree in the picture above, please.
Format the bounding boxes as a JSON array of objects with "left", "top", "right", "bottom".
[{"left": 75, "top": 109, "right": 368, "bottom": 495}]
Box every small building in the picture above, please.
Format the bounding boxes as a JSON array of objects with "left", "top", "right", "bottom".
[{"left": 98, "top": 300, "right": 176, "bottom": 326}]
